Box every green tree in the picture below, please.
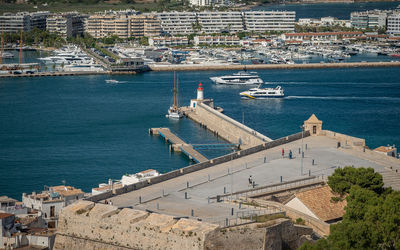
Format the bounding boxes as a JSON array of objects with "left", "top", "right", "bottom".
[
  {"left": 327, "top": 166, "right": 384, "bottom": 195},
  {"left": 301, "top": 167, "right": 400, "bottom": 250}
]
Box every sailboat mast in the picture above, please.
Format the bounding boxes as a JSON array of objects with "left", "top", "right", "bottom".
[
  {"left": 176, "top": 76, "right": 179, "bottom": 108},
  {"left": 0, "top": 30, "right": 3, "bottom": 65},
  {"left": 19, "top": 29, "right": 22, "bottom": 66},
  {"left": 173, "top": 72, "right": 176, "bottom": 108}
]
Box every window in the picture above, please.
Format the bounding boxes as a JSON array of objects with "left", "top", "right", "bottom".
[
  {"left": 313, "top": 125, "right": 317, "bottom": 134},
  {"left": 50, "top": 206, "right": 55, "bottom": 217}
]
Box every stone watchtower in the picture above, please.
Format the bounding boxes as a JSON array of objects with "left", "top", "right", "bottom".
[{"left": 304, "top": 114, "right": 322, "bottom": 136}]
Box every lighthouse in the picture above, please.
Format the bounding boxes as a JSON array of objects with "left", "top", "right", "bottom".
[
  {"left": 197, "top": 83, "right": 204, "bottom": 100},
  {"left": 190, "top": 83, "right": 205, "bottom": 109}
]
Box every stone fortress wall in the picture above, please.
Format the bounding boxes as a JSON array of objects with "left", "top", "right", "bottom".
[{"left": 54, "top": 201, "right": 313, "bottom": 250}]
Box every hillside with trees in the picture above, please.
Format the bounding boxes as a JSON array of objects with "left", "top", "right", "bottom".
[{"left": 300, "top": 167, "right": 400, "bottom": 250}]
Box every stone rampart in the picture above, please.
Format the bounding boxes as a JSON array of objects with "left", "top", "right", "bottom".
[
  {"left": 54, "top": 201, "right": 219, "bottom": 250},
  {"left": 321, "top": 130, "right": 365, "bottom": 148},
  {"left": 54, "top": 202, "right": 314, "bottom": 250}
]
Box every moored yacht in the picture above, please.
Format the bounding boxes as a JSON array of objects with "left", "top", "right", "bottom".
[
  {"left": 240, "top": 85, "right": 284, "bottom": 99},
  {"left": 167, "top": 72, "right": 183, "bottom": 119},
  {"left": 210, "top": 71, "right": 263, "bottom": 85}
]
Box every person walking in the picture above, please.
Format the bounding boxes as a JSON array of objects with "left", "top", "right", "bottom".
[
  {"left": 282, "top": 148, "right": 285, "bottom": 158},
  {"left": 248, "top": 175, "right": 253, "bottom": 187},
  {"left": 289, "top": 150, "right": 293, "bottom": 159}
]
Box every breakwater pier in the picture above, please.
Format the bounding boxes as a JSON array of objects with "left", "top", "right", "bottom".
[{"left": 150, "top": 127, "right": 209, "bottom": 163}]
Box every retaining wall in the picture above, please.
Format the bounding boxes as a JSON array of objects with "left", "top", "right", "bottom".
[
  {"left": 85, "top": 131, "right": 310, "bottom": 203},
  {"left": 321, "top": 130, "right": 365, "bottom": 147}
]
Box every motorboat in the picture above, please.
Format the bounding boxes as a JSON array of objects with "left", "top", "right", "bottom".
[
  {"left": 1, "top": 52, "right": 14, "bottom": 58},
  {"left": 210, "top": 71, "right": 263, "bottom": 85},
  {"left": 240, "top": 85, "right": 284, "bottom": 99},
  {"left": 166, "top": 72, "right": 183, "bottom": 119},
  {"left": 105, "top": 79, "right": 119, "bottom": 84}
]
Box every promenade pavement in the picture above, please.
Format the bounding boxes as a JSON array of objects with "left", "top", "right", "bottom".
[{"left": 107, "top": 135, "right": 400, "bottom": 223}]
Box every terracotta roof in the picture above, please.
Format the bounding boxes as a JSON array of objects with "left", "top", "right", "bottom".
[
  {"left": 50, "top": 186, "right": 84, "bottom": 197},
  {"left": 139, "top": 169, "right": 157, "bottom": 174},
  {"left": 374, "top": 146, "right": 395, "bottom": 153},
  {"left": 0, "top": 213, "right": 14, "bottom": 219},
  {"left": 295, "top": 185, "right": 346, "bottom": 222},
  {"left": 305, "top": 114, "right": 322, "bottom": 124}
]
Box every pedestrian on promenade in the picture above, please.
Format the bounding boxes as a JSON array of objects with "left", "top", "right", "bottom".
[
  {"left": 109, "top": 200, "right": 113, "bottom": 206},
  {"left": 104, "top": 199, "right": 108, "bottom": 204},
  {"left": 282, "top": 148, "right": 285, "bottom": 158},
  {"left": 289, "top": 150, "right": 293, "bottom": 159},
  {"left": 248, "top": 175, "right": 253, "bottom": 187}
]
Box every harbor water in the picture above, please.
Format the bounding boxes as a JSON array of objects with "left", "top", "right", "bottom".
[{"left": 1, "top": 67, "right": 400, "bottom": 199}]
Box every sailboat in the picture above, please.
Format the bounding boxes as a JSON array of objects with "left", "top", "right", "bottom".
[{"left": 167, "top": 72, "right": 183, "bottom": 119}]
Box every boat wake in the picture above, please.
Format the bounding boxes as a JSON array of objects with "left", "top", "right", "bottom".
[{"left": 285, "top": 96, "right": 400, "bottom": 101}]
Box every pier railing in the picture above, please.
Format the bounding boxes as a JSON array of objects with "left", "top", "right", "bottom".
[{"left": 85, "top": 130, "right": 311, "bottom": 202}]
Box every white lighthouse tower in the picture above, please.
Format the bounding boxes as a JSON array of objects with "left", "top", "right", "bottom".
[
  {"left": 190, "top": 83, "right": 205, "bottom": 109},
  {"left": 197, "top": 83, "right": 204, "bottom": 100}
]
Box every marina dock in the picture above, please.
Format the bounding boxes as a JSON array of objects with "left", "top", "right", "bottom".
[
  {"left": 150, "top": 61, "right": 400, "bottom": 72},
  {"left": 150, "top": 127, "right": 209, "bottom": 163}
]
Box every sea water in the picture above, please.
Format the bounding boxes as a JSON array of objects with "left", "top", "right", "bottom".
[{"left": 1, "top": 67, "right": 399, "bottom": 199}]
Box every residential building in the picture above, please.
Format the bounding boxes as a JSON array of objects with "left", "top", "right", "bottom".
[
  {"left": 298, "top": 17, "right": 351, "bottom": 28},
  {"left": 197, "top": 11, "right": 244, "bottom": 33},
  {"left": 193, "top": 35, "right": 240, "bottom": 46},
  {"left": 86, "top": 13, "right": 160, "bottom": 39},
  {"left": 0, "top": 196, "right": 27, "bottom": 215},
  {"left": 47, "top": 12, "right": 86, "bottom": 38},
  {"left": 244, "top": 11, "right": 296, "bottom": 32},
  {"left": 351, "top": 10, "right": 387, "bottom": 29},
  {"left": 149, "top": 36, "right": 189, "bottom": 46},
  {"left": 156, "top": 12, "right": 196, "bottom": 35},
  {"left": 0, "top": 11, "right": 49, "bottom": 33},
  {"left": 22, "top": 185, "right": 84, "bottom": 228},
  {"left": 387, "top": 12, "right": 400, "bottom": 37},
  {"left": 190, "top": 0, "right": 210, "bottom": 6},
  {"left": 374, "top": 145, "right": 397, "bottom": 157}
]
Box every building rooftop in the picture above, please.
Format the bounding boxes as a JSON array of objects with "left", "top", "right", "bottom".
[
  {"left": 0, "top": 213, "right": 14, "bottom": 219},
  {"left": 0, "top": 196, "right": 17, "bottom": 203},
  {"left": 374, "top": 146, "right": 396, "bottom": 153},
  {"left": 293, "top": 185, "right": 346, "bottom": 222},
  {"left": 49, "top": 185, "right": 84, "bottom": 197}
]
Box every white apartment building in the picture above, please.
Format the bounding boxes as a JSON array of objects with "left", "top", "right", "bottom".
[
  {"left": 47, "top": 13, "right": 86, "bottom": 38},
  {"left": 190, "top": 0, "right": 210, "bottom": 6},
  {"left": 193, "top": 35, "right": 240, "bottom": 45},
  {"left": 244, "top": 11, "right": 296, "bottom": 32},
  {"left": 351, "top": 10, "right": 387, "bottom": 29},
  {"left": 0, "top": 11, "right": 49, "bottom": 33},
  {"left": 387, "top": 12, "right": 400, "bottom": 36},
  {"left": 22, "top": 185, "right": 84, "bottom": 228},
  {"left": 86, "top": 14, "right": 160, "bottom": 38},
  {"left": 149, "top": 36, "right": 189, "bottom": 46},
  {"left": 197, "top": 11, "right": 243, "bottom": 33},
  {"left": 156, "top": 12, "right": 196, "bottom": 35}
]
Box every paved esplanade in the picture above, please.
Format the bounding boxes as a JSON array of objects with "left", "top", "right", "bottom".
[{"left": 107, "top": 135, "right": 400, "bottom": 224}]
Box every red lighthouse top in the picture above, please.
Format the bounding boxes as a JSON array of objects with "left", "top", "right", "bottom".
[{"left": 197, "top": 83, "right": 203, "bottom": 91}]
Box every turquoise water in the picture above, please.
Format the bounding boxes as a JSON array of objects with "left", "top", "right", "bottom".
[
  {"left": 255, "top": 1, "right": 400, "bottom": 19},
  {"left": 1, "top": 68, "right": 400, "bottom": 199}
]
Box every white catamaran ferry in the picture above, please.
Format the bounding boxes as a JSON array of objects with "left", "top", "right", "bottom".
[
  {"left": 240, "top": 85, "right": 284, "bottom": 99},
  {"left": 210, "top": 71, "right": 263, "bottom": 85}
]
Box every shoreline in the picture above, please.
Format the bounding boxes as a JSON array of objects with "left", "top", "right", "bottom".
[{"left": 1, "top": 61, "right": 399, "bottom": 78}]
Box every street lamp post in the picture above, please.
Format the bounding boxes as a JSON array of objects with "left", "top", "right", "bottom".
[{"left": 300, "top": 125, "right": 304, "bottom": 176}]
